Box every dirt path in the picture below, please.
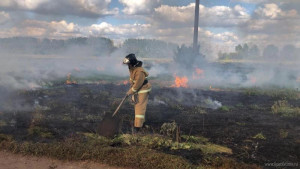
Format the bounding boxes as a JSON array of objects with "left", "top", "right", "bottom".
[{"left": 0, "top": 151, "right": 128, "bottom": 169}]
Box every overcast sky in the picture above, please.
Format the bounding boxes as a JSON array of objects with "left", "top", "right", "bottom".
[{"left": 0, "top": 0, "right": 299, "bottom": 53}]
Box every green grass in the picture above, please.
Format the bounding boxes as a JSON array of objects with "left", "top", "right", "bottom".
[
  {"left": 271, "top": 100, "right": 300, "bottom": 117},
  {"left": 219, "top": 106, "right": 230, "bottom": 112},
  {"left": 243, "top": 88, "right": 300, "bottom": 100}
]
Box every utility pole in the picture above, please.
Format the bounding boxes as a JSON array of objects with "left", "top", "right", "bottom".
[{"left": 193, "top": 0, "right": 200, "bottom": 54}]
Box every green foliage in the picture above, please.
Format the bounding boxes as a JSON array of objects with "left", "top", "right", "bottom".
[
  {"left": 219, "top": 106, "right": 230, "bottom": 112},
  {"left": 271, "top": 100, "right": 300, "bottom": 117},
  {"left": 252, "top": 132, "right": 266, "bottom": 140}
]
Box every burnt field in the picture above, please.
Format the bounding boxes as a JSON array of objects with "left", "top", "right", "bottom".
[{"left": 0, "top": 83, "right": 299, "bottom": 168}]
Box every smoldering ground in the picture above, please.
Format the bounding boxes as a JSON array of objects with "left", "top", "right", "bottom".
[{"left": 0, "top": 37, "right": 299, "bottom": 112}]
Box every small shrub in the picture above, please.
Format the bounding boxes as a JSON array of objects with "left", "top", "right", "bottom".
[
  {"left": 252, "top": 132, "right": 266, "bottom": 140},
  {"left": 160, "top": 121, "right": 177, "bottom": 137}
]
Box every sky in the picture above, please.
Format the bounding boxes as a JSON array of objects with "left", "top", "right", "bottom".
[{"left": 0, "top": 0, "right": 299, "bottom": 57}]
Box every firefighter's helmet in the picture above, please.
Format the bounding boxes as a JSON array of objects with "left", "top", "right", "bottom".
[{"left": 123, "top": 53, "right": 137, "bottom": 65}]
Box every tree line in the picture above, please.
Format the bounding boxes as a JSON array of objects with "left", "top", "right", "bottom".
[
  {"left": 218, "top": 43, "right": 300, "bottom": 60},
  {"left": 0, "top": 37, "right": 177, "bottom": 58}
]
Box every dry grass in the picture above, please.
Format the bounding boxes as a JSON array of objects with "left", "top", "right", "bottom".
[{"left": 0, "top": 133, "right": 261, "bottom": 169}]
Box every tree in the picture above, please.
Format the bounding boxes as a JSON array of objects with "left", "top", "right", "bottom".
[
  {"left": 249, "top": 45, "right": 260, "bottom": 57},
  {"left": 235, "top": 44, "right": 243, "bottom": 53},
  {"left": 280, "top": 44, "right": 296, "bottom": 59},
  {"left": 242, "top": 43, "right": 249, "bottom": 57},
  {"left": 263, "top": 44, "right": 279, "bottom": 58}
]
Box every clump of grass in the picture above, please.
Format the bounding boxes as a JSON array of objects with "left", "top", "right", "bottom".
[
  {"left": 249, "top": 104, "right": 261, "bottom": 110},
  {"left": 235, "top": 103, "right": 244, "bottom": 108},
  {"left": 160, "top": 121, "right": 177, "bottom": 137},
  {"left": 279, "top": 129, "right": 288, "bottom": 139},
  {"left": 28, "top": 126, "right": 54, "bottom": 139},
  {"left": 252, "top": 132, "right": 266, "bottom": 140},
  {"left": 271, "top": 100, "right": 300, "bottom": 117},
  {"left": 219, "top": 106, "right": 230, "bottom": 112},
  {"left": 0, "top": 134, "right": 13, "bottom": 142}
]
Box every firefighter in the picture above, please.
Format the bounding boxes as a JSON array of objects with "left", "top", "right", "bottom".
[{"left": 123, "top": 53, "right": 151, "bottom": 129}]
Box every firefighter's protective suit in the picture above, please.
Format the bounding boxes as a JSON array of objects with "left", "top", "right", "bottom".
[{"left": 126, "top": 61, "right": 151, "bottom": 128}]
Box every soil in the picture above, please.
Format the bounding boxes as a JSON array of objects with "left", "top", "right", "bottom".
[
  {"left": 0, "top": 84, "right": 299, "bottom": 167},
  {"left": 0, "top": 151, "right": 129, "bottom": 169}
]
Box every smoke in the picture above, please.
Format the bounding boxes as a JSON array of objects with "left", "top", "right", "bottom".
[{"left": 0, "top": 36, "right": 299, "bottom": 112}]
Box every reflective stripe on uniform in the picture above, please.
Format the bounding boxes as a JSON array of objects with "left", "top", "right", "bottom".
[
  {"left": 135, "top": 115, "right": 145, "bottom": 119},
  {"left": 131, "top": 88, "right": 137, "bottom": 92},
  {"left": 138, "top": 88, "right": 151, "bottom": 94}
]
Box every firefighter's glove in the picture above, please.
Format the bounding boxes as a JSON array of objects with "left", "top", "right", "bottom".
[{"left": 126, "top": 89, "right": 135, "bottom": 96}]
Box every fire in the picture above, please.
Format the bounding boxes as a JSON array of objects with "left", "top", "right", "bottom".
[
  {"left": 66, "top": 73, "right": 77, "bottom": 85},
  {"left": 74, "top": 67, "right": 80, "bottom": 72},
  {"left": 195, "top": 68, "right": 204, "bottom": 75},
  {"left": 250, "top": 76, "right": 257, "bottom": 84},
  {"left": 172, "top": 76, "right": 188, "bottom": 88},
  {"left": 97, "top": 66, "right": 105, "bottom": 71},
  {"left": 193, "top": 68, "right": 204, "bottom": 79},
  {"left": 123, "top": 80, "right": 129, "bottom": 85},
  {"left": 209, "top": 85, "right": 222, "bottom": 92},
  {"left": 117, "top": 80, "right": 129, "bottom": 85}
]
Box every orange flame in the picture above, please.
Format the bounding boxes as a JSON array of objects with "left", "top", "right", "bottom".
[
  {"left": 172, "top": 76, "right": 188, "bottom": 88},
  {"left": 209, "top": 85, "right": 222, "bottom": 91},
  {"left": 66, "top": 73, "right": 77, "bottom": 85},
  {"left": 97, "top": 66, "right": 104, "bottom": 71},
  {"left": 74, "top": 67, "right": 80, "bottom": 72},
  {"left": 195, "top": 68, "right": 204, "bottom": 75},
  {"left": 123, "top": 80, "right": 129, "bottom": 85},
  {"left": 116, "top": 80, "right": 129, "bottom": 85},
  {"left": 193, "top": 68, "right": 204, "bottom": 79},
  {"left": 250, "top": 76, "right": 257, "bottom": 84}
]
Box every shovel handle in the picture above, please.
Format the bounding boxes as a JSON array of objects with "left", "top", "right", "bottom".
[{"left": 112, "top": 95, "right": 129, "bottom": 117}]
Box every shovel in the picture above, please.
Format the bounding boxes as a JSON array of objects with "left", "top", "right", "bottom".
[{"left": 112, "top": 94, "right": 129, "bottom": 117}]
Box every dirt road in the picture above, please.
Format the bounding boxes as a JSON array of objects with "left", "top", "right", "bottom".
[{"left": 0, "top": 151, "right": 127, "bottom": 169}]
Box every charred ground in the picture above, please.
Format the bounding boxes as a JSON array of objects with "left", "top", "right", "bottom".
[{"left": 0, "top": 83, "right": 299, "bottom": 168}]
